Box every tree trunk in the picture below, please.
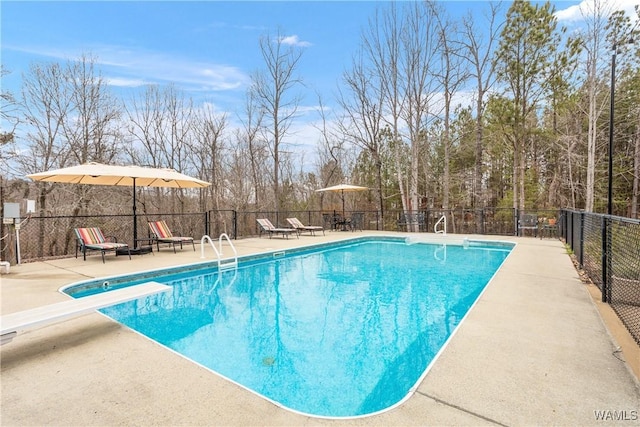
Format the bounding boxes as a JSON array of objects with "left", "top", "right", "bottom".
[{"left": 632, "top": 113, "right": 640, "bottom": 218}]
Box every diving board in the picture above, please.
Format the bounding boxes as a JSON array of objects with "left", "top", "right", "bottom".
[{"left": 1, "top": 281, "right": 171, "bottom": 345}]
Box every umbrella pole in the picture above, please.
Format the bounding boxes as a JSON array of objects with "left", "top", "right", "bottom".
[{"left": 133, "top": 178, "right": 138, "bottom": 249}]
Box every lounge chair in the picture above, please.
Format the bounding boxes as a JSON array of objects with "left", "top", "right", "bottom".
[
  {"left": 74, "top": 227, "right": 131, "bottom": 263},
  {"left": 286, "top": 217, "right": 325, "bottom": 236},
  {"left": 148, "top": 220, "right": 195, "bottom": 253},
  {"left": 256, "top": 218, "right": 298, "bottom": 239}
]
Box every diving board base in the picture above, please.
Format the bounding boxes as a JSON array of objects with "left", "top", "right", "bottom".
[
  {"left": 0, "top": 282, "right": 171, "bottom": 344},
  {"left": 1, "top": 332, "right": 17, "bottom": 345}
]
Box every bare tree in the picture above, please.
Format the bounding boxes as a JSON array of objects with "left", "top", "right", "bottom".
[
  {"left": 126, "top": 84, "right": 163, "bottom": 168},
  {"left": 313, "top": 94, "right": 347, "bottom": 210},
  {"left": 235, "top": 88, "right": 268, "bottom": 210},
  {"left": 432, "top": 2, "right": 469, "bottom": 212},
  {"left": 337, "top": 52, "right": 385, "bottom": 222},
  {"left": 581, "top": 0, "right": 616, "bottom": 212},
  {"left": 189, "top": 103, "right": 227, "bottom": 212},
  {"left": 361, "top": 5, "right": 408, "bottom": 214},
  {"left": 126, "top": 84, "right": 194, "bottom": 214},
  {"left": 63, "top": 54, "right": 122, "bottom": 165},
  {"left": 251, "top": 29, "right": 304, "bottom": 214},
  {"left": 60, "top": 54, "right": 124, "bottom": 236},
  {"left": 460, "top": 2, "right": 503, "bottom": 210},
  {"left": 0, "top": 66, "right": 19, "bottom": 146},
  {"left": 357, "top": 2, "right": 441, "bottom": 229},
  {"left": 399, "top": 1, "right": 441, "bottom": 221},
  {"left": 17, "top": 61, "right": 74, "bottom": 256}
]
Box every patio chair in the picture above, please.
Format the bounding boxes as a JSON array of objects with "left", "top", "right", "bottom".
[
  {"left": 286, "top": 217, "right": 325, "bottom": 236},
  {"left": 322, "top": 213, "right": 334, "bottom": 231},
  {"left": 334, "top": 214, "right": 351, "bottom": 231},
  {"left": 74, "top": 227, "right": 131, "bottom": 263},
  {"left": 256, "top": 218, "right": 298, "bottom": 239},
  {"left": 517, "top": 213, "right": 539, "bottom": 237},
  {"left": 350, "top": 212, "right": 364, "bottom": 231},
  {"left": 397, "top": 212, "right": 425, "bottom": 232},
  {"left": 148, "top": 220, "right": 195, "bottom": 253},
  {"left": 397, "top": 213, "right": 409, "bottom": 231},
  {"left": 540, "top": 217, "right": 558, "bottom": 239}
]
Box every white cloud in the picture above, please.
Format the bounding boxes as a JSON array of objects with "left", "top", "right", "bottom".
[
  {"left": 101, "top": 49, "right": 249, "bottom": 92},
  {"left": 555, "top": 4, "right": 584, "bottom": 22},
  {"left": 278, "top": 35, "right": 312, "bottom": 48},
  {"left": 4, "top": 44, "right": 249, "bottom": 92},
  {"left": 555, "top": 0, "right": 640, "bottom": 23},
  {"left": 106, "top": 77, "right": 148, "bottom": 87}
]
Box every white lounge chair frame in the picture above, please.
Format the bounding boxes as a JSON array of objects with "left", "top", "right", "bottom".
[
  {"left": 256, "top": 218, "right": 298, "bottom": 239},
  {"left": 286, "top": 217, "right": 325, "bottom": 236}
]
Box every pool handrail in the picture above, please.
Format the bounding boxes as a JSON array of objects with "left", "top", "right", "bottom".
[
  {"left": 200, "top": 233, "right": 238, "bottom": 271},
  {"left": 434, "top": 215, "right": 447, "bottom": 235}
]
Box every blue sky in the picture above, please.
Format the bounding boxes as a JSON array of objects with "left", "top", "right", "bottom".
[
  {"left": 2, "top": 1, "right": 389, "bottom": 113},
  {"left": 2, "top": 0, "right": 638, "bottom": 168}
]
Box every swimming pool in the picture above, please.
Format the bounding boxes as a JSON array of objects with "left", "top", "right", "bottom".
[{"left": 63, "top": 236, "right": 513, "bottom": 418}]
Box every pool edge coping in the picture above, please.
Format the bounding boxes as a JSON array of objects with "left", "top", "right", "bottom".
[{"left": 58, "top": 234, "right": 516, "bottom": 419}]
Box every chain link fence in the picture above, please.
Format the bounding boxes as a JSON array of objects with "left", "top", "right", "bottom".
[
  {"left": 562, "top": 209, "right": 640, "bottom": 346},
  {"left": 7, "top": 205, "right": 637, "bottom": 344},
  {"left": 5, "top": 207, "right": 567, "bottom": 263},
  {"left": 1, "top": 212, "right": 209, "bottom": 262}
]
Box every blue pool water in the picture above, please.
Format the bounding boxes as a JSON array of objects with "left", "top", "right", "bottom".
[{"left": 65, "top": 237, "right": 513, "bottom": 417}]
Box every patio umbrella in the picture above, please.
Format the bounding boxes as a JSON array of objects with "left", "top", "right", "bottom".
[
  {"left": 316, "top": 183, "right": 368, "bottom": 218},
  {"left": 27, "top": 162, "right": 211, "bottom": 249}
]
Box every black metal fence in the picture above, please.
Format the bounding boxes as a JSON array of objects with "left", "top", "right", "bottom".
[
  {"left": 3, "top": 207, "right": 564, "bottom": 263},
  {"left": 4, "top": 206, "right": 638, "bottom": 344},
  {"left": 562, "top": 209, "right": 640, "bottom": 345},
  {"left": 231, "top": 207, "right": 560, "bottom": 238}
]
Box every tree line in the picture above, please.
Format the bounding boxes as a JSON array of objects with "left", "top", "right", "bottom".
[{"left": 1, "top": 0, "right": 639, "bottom": 223}]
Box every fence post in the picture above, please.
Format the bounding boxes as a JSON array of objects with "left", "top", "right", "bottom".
[
  {"left": 515, "top": 208, "right": 519, "bottom": 236},
  {"left": 578, "top": 211, "right": 584, "bottom": 268},
  {"left": 232, "top": 210, "right": 237, "bottom": 239},
  {"left": 601, "top": 215, "right": 610, "bottom": 303},
  {"left": 204, "top": 211, "right": 210, "bottom": 237}
]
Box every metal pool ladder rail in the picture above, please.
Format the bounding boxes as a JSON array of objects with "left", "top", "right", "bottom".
[
  {"left": 201, "top": 233, "right": 238, "bottom": 271},
  {"left": 434, "top": 214, "right": 447, "bottom": 235}
]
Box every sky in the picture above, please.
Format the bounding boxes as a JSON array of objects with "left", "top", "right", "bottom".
[{"left": 2, "top": 0, "right": 639, "bottom": 170}]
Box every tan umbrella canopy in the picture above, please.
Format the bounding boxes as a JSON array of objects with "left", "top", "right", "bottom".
[
  {"left": 27, "top": 162, "right": 211, "bottom": 188},
  {"left": 316, "top": 184, "right": 368, "bottom": 218},
  {"left": 27, "top": 162, "right": 211, "bottom": 248}
]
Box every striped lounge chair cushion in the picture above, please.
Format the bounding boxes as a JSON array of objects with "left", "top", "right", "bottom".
[
  {"left": 149, "top": 221, "right": 192, "bottom": 242},
  {"left": 75, "top": 228, "right": 127, "bottom": 249}
]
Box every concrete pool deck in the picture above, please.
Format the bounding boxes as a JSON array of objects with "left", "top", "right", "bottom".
[{"left": 1, "top": 232, "right": 638, "bottom": 426}]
